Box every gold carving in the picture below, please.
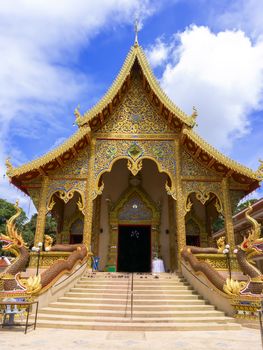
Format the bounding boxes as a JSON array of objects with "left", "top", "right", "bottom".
[
  {"left": 185, "top": 197, "right": 193, "bottom": 213},
  {"left": 216, "top": 236, "right": 226, "bottom": 253},
  {"left": 92, "top": 181, "right": 104, "bottom": 200},
  {"left": 127, "top": 159, "right": 142, "bottom": 176},
  {"left": 74, "top": 104, "right": 83, "bottom": 127},
  {"left": 195, "top": 184, "right": 210, "bottom": 204},
  {"left": 165, "top": 181, "right": 177, "bottom": 200},
  {"left": 215, "top": 198, "right": 224, "bottom": 214},
  {"left": 83, "top": 138, "right": 96, "bottom": 250},
  {"left": 9, "top": 126, "right": 90, "bottom": 177},
  {"left": 245, "top": 204, "right": 261, "bottom": 240},
  {"left": 189, "top": 106, "right": 198, "bottom": 127},
  {"left": 79, "top": 45, "right": 191, "bottom": 128},
  {"left": 256, "top": 159, "right": 263, "bottom": 180},
  {"left": 59, "top": 190, "right": 74, "bottom": 203},
  {"left": 5, "top": 157, "right": 13, "bottom": 176},
  {"left": 47, "top": 196, "right": 56, "bottom": 212},
  {"left": 223, "top": 278, "right": 246, "bottom": 296},
  {"left": 77, "top": 196, "right": 85, "bottom": 214},
  {"left": 195, "top": 253, "right": 239, "bottom": 270},
  {"left": 98, "top": 74, "right": 174, "bottom": 135},
  {"left": 17, "top": 274, "right": 42, "bottom": 295},
  {"left": 222, "top": 178, "right": 235, "bottom": 248},
  {"left": 34, "top": 176, "right": 49, "bottom": 246},
  {"left": 44, "top": 235, "right": 53, "bottom": 251},
  {"left": 182, "top": 128, "right": 258, "bottom": 180}
]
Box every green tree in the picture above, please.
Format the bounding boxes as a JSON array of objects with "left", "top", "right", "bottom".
[
  {"left": 212, "top": 215, "right": 225, "bottom": 233},
  {"left": 23, "top": 213, "right": 57, "bottom": 248},
  {"left": 0, "top": 199, "right": 27, "bottom": 234},
  {"left": 0, "top": 198, "right": 57, "bottom": 250},
  {"left": 234, "top": 199, "right": 258, "bottom": 214}
]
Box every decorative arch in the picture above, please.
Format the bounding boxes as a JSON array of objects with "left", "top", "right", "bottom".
[
  {"left": 106, "top": 181, "right": 161, "bottom": 270},
  {"left": 184, "top": 190, "right": 224, "bottom": 216},
  {"left": 93, "top": 139, "right": 177, "bottom": 201},
  {"left": 94, "top": 155, "right": 175, "bottom": 201},
  {"left": 47, "top": 189, "right": 85, "bottom": 215}
]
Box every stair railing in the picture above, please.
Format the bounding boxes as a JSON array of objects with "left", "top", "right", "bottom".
[{"left": 130, "top": 272, "right": 134, "bottom": 320}]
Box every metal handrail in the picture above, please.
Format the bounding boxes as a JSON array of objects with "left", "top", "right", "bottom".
[{"left": 130, "top": 272, "right": 134, "bottom": 320}]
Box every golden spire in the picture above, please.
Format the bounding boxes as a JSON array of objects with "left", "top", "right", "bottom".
[
  {"left": 134, "top": 19, "right": 139, "bottom": 46},
  {"left": 256, "top": 159, "right": 263, "bottom": 181},
  {"left": 190, "top": 106, "right": 198, "bottom": 127},
  {"left": 5, "top": 157, "right": 13, "bottom": 176}
]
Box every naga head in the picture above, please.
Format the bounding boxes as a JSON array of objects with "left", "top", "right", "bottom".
[
  {"left": 216, "top": 236, "right": 226, "bottom": 253},
  {"left": 240, "top": 204, "right": 262, "bottom": 256},
  {"left": 44, "top": 234, "right": 53, "bottom": 251},
  {"left": 0, "top": 200, "right": 26, "bottom": 255}
]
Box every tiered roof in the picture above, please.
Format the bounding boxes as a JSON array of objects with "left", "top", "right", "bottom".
[{"left": 7, "top": 44, "right": 260, "bottom": 193}]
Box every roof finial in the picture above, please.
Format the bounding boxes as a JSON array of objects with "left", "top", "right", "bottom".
[{"left": 134, "top": 18, "right": 139, "bottom": 46}]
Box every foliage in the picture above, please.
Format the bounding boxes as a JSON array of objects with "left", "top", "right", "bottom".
[
  {"left": 212, "top": 215, "right": 225, "bottom": 233},
  {"left": 23, "top": 213, "right": 57, "bottom": 248},
  {"left": 234, "top": 199, "right": 258, "bottom": 214},
  {"left": 212, "top": 199, "right": 258, "bottom": 233},
  {"left": 0, "top": 199, "right": 27, "bottom": 234}
]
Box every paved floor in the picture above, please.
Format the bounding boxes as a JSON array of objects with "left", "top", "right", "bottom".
[{"left": 0, "top": 328, "right": 262, "bottom": 350}]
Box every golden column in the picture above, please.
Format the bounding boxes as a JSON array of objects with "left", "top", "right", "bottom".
[
  {"left": 83, "top": 138, "right": 96, "bottom": 250},
  {"left": 222, "top": 177, "right": 235, "bottom": 248},
  {"left": 174, "top": 140, "right": 186, "bottom": 270},
  {"left": 34, "top": 176, "right": 49, "bottom": 246},
  {"left": 168, "top": 196, "right": 176, "bottom": 271}
]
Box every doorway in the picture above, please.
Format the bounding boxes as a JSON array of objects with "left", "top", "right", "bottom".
[{"left": 117, "top": 225, "right": 151, "bottom": 272}]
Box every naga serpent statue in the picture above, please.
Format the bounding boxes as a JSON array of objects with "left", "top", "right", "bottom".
[
  {"left": 0, "top": 200, "right": 30, "bottom": 291},
  {"left": 0, "top": 201, "right": 88, "bottom": 295},
  {"left": 181, "top": 204, "right": 263, "bottom": 297}
]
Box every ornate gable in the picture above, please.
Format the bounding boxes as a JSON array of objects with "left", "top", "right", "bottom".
[{"left": 96, "top": 68, "right": 175, "bottom": 136}]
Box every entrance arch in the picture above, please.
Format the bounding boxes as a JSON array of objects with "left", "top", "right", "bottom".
[
  {"left": 97, "top": 158, "right": 173, "bottom": 272},
  {"left": 110, "top": 179, "right": 160, "bottom": 272}
]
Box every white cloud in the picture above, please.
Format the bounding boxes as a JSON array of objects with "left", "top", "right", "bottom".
[
  {"left": 216, "top": 0, "right": 263, "bottom": 40},
  {"left": 145, "top": 37, "right": 172, "bottom": 68},
  {"left": 149, "top": 26, "right": 263, "bottom": 151},
  {"left": 0, "top": 0, "right": 159, "bottom": 215}
]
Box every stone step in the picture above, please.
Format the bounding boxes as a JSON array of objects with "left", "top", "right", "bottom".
[
  {"left": 74, "top": 281, "right": 191, "bottom": 290},
  {"left": 59, "top": 298, "right": 205, "bottom": 306},
  {"left": 82, "top": 274, "right": 182, "bottom": 280},
  {"left": 40, "top": 307, "right": 225, "bottom": 318},
  {"left": 64, "top": 292, "right": 201, "bottom": 300},
  {"left": 34, "top": 319, "right": 242, "bottom": 331},
  {"left": 50, "top": 301, "right": 215, "bottom": 311},
  {"left": 35, "top": 313, "right": 234, "bottom": 324},
  {"left": 71, "top": 286, "right": 192, "bottom": 292},
  {"left": 78, "top": 278, "right": 185, "bottom": 283},
  {"left": 36, "top": 272, "right": 238, "bottom": 331}
]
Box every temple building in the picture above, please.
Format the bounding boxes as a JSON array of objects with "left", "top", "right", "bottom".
[{"left": 6, "top": 41, "right": 261, "bottom": 273}]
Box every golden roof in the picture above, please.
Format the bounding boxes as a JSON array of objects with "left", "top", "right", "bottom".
[
  {"left": 182, "top": 128, "right": 259, "bottom": 180},
  {"left": 76, "top": 44, "right": 194, "bottom": 127},
  {"left": 7, "top": 43, "right": 260, "bottom": 190},
  {"left": 9, "top": 126, "right": 90, "bottom": 178}
]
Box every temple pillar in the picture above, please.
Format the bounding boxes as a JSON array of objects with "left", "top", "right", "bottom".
[
  {"left": 175, "top": 140, "right": 186, "bottom": 270},
  {"left": 222, "top": 177, "right": 235, "bottom": 248},
  {"left": 91, "top": 195, "right": 101, "bottom": 256},
  {"left": 34, "top": 176, "right": 49, "bottom": 246},
  {"left": 83, "top": 138, "right": 96, "bottom": 250},
  {"left": 168, "top": 196, "right": 176, "bottom": 271}
]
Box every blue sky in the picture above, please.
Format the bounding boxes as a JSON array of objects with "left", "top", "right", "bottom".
[{"left": 0, "top": 0, "right": 262, "bottom": 215}]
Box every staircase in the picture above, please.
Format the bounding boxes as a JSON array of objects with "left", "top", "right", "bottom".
[{"left": 35, "top": 272, "right": 241, "bottom": 331}]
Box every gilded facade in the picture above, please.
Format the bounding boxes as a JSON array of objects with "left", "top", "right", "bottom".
[{"left": 6, "top": 43, "right": 260, "bottom": 272}]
